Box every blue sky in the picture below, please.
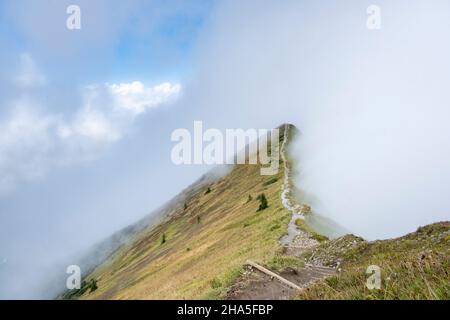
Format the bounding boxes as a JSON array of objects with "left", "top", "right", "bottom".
[{"left": 0, "top": 0, "right": 212, "bottom": 85}]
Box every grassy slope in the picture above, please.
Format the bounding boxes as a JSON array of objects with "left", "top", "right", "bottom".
[
  {"left": 79, "top": 160, "right": 290, "bottom": 299},
  {"left": 297, "top": 222, "right": 450, "bottom": 299},
  {"left": 70, "top": 122, "right": 449, "bottom": 300}
]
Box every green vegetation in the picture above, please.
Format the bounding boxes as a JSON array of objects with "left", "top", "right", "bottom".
[
  {"left": 263, "top": 177, "right": 278, "bottom": 186},
  {"left": 71, "top": 123, "right": 448, "bottom": 300},
  {"left": 61, "top": 278, "right": 99, "bottom": 300},
  {"left": 77, "top": 154, "right": 290, "bottom": 299},
  {"left": 205, "top": 266, "right": 243, "bottom": 299},
  {"left": 296, "top": 222, "right": 450, "bottom": 300},
  {"left": 295, "top": 218, "right": 328, "bottom": 242},
  {"left": 89, "top": 279, "right": 98, "bottom": 292},
  {"left": 300, "top": 204, "right": 312, "bottom": 215},
  {"left": 256, "top": 193, "right": 269, "bottom": 211},
  {"left": 265, "top": 255, "right": 305, "bottom": 271},
  {"left": 269, "top": 223, "right": 280, "bottom": 231}
]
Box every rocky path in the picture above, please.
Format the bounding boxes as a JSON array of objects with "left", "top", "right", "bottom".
[
  {"left": 279, "top": 125, "right": 319, "bottom": 252},
  {"left": 279, "top": 125, "right": 302, "bottom": 245},
  {"left": 226, "top": 125, "right": 336, "bottom": 300}
]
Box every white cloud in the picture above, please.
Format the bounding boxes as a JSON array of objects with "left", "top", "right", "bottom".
[
  {"left": 0, "top": 102, "right": 56, "bottom": 193},
  {"left": 70, "top": 109, "right": 120, "bottom": 143},
  {"left": 0, "top": 55, "right": 181, "bottom": 195},
  {"left": 108, "top": 81, "right": 181, "bottom": 115}
]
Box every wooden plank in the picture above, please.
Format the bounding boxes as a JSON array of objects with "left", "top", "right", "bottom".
[
  {"left": 246, "top": 260, "right": 302, "bottom": 291},
  {"left": 305, "top": 264, "right": 336, "bottom": 271}
]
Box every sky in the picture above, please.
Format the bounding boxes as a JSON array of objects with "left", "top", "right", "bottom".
[{"left": 1, "top": 0, "right": 450, "bottom": 299}]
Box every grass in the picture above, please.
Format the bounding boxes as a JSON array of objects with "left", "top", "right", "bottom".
[
  {"left": 77, "top": 157, "right": 289, "bottom": 299},
  {"left": 61, "top": 278, "right": 98, "bottom": 299},
  {"left": 296, "top": 222, "right": 450, "bottom": 299},
  {"left": 66, "top": 123, "right": 449, "bottom": 300},
  {"left": 295, "top": 218, "right": 328, "bottom": 242},
  {"left": 262, "top": 177, "right": 278, "bottom": 186},
  {"left": 265, "top": 254, "right": 305, "bottom": 271},
  {"left": 204, "top": 266, "right": 244, "bottom": 299}
]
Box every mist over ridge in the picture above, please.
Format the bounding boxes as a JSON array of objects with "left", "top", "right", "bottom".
[{"left": 1, "top": 0, "right": 450, "bottom": 299}]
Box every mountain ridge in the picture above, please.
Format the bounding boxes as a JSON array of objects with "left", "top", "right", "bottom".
[{"left": 61, "top": 124, "right": 449, "bottom": 300}]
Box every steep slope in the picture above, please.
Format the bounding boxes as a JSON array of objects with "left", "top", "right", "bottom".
[
  {"left": 70, "top": 125, "right": 295, "bottom": 299},
  {"left": 296, "top": 222, "right": 449, "bottom": 299},
  {"left": 62, "top": 123, "right": 449, "bottom": 300}
]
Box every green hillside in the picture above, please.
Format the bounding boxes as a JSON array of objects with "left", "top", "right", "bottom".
[
  {"left": 297, "top": 222, "right": 449, "bottom": 299},
  {"left": 67, "top": 126, "right": 293, "bottom": 299},
  {"left": 62, "top": 124, "right": 449, "bottom": 300}
]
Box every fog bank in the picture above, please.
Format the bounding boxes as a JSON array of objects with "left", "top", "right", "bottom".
[{"left": 186, "top": 0, "right": 450, "bottom": 239}]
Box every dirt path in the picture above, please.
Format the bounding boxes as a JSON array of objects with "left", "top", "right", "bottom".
[{"left": 226, "top": 264, "right": 336, "bottom": 300}]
